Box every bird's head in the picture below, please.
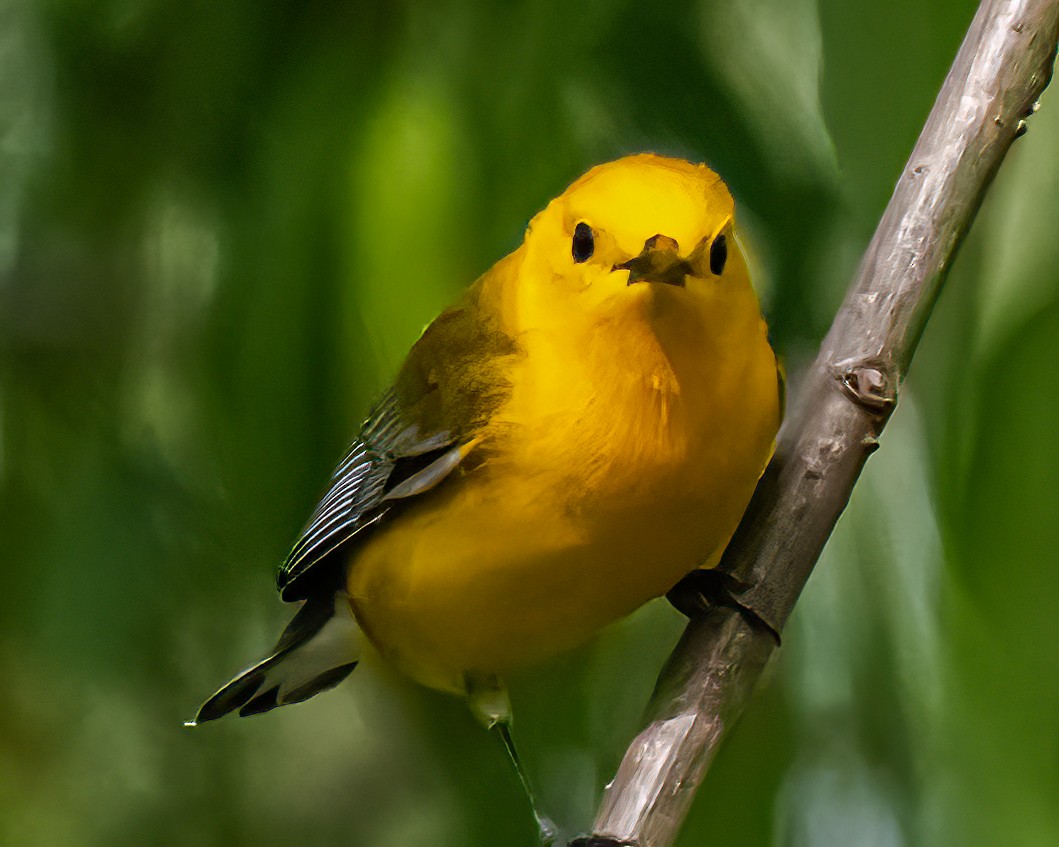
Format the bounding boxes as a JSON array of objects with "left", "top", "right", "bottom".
[{"left": 516, "top": 154, "right": 755, "bottom": 337}]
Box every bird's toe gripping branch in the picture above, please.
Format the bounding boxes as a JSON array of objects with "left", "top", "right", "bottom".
[{"left": 667, "top": 568, "right": 781, "bottom": 645}]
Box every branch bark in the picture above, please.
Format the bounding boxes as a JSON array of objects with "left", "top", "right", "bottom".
[{"left": 573, "top": 2, "right": 1059, "bottom": 845}]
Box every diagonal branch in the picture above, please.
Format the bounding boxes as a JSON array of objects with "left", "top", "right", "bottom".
[{"left": 573, "top": 2, "right": 1059, "bottom": 845}]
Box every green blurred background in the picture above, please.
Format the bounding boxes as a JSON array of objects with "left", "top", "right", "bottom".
[{"left": 2, "top": 0, "right": 1057, "bottom": 845}]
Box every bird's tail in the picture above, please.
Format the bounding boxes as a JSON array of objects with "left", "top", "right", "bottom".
[{"left": 187, "top": 592, "right": 360, "bottom": 725}]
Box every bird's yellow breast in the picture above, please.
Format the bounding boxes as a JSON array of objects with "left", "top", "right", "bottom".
[{"left": 346, "top": 273, "right": 779, "bottom": 695}]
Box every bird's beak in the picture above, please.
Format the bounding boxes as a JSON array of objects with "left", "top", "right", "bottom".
[{"left": 614, "top": 234, "right": 693, "bottom": 288}]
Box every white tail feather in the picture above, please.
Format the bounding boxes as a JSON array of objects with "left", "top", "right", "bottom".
[{"left": 188, "top": 592, "right": 362, "bottom": 724}]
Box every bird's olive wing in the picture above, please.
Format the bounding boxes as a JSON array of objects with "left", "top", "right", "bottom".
[
  {"left": 275, "top": 391, "right": 470, "bottom": 601},
  {"left": 276, "top": 294, "right": 521, "bottom": 602},
  {"left": 276, "top": 390, "right": 464, "bottom": 601}
]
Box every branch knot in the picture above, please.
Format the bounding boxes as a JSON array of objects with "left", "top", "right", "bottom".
[{"left": 833, "top": 362, "right": 897, "bottom": 414}]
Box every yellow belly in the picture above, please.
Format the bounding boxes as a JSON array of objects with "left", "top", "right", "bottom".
[
  {"left": 346, "top": 294, "right": 779, "bottom": 695},
  {"left": 347, "top": 461, "right": 758, "bottom": 694}
]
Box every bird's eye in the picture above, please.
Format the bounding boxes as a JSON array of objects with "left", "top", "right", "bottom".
[
  {"left": 710, "top": 234, "right": 727, "bottom": 275},
  {"left": 572, "top": 222, "right": 595, "bottom": 263}
]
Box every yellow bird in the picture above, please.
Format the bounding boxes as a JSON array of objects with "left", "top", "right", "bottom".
[{"left": 191, "top": 154, "right": 780, "bottom": 827}]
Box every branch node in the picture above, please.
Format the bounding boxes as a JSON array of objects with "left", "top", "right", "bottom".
[{"left": 832, "top": 362, "right": 897, "bottom": 414}]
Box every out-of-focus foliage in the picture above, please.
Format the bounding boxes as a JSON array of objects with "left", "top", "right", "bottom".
[{"left": 1, "top": 0, "right": 1056, "bottom": 845}]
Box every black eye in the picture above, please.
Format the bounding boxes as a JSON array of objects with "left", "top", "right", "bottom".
[
  {"left": 709, "top": 233, "right": 727, "bottom": 275},
  {"left": 572, "top": 222, "right": 594, "bottom": 263}
]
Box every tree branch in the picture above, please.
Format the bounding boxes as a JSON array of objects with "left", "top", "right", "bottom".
[{"left": 573, "top": 2, "right": 1059, "bottom": 845}]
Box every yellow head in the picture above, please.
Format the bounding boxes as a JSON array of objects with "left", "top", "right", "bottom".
[{"left": 513, "top": 153, "right": 756, "bottom": 340}]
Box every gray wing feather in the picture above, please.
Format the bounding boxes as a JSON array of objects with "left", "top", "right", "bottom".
[{"left": 276, "top": 392, "right": 459, "bottom": 601}]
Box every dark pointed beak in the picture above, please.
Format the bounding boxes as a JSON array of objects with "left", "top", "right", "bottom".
[{"left": 614, "top": 234, "right": 693, "bottom": 287}]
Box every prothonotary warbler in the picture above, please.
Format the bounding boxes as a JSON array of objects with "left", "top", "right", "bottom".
[{"left": 189, "top": 153, "right": 782, "bottom": 837}]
